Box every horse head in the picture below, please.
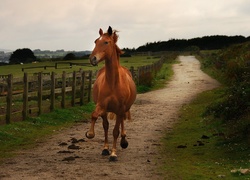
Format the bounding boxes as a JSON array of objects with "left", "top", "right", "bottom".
[{"left": 89, "top": 26, "right": 123, "bottom": 66}]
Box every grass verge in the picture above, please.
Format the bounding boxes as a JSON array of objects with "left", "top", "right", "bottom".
[
  {"left": 0, "top": 102, "right": 95, "bottom": 162},
  {"left": 160, "top": 88, "right": 250, "bottom": 179},
  {"left": 137, "top": 58, "right": 177, "bottom": 93}
]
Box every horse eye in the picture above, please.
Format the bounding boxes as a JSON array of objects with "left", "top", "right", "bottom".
[{"left": 104, "top": 41, "right": 109, "bottom": 45}]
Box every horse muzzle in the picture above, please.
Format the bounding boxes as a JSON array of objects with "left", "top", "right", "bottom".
[{"left": 90, "top": 56, "right": 98, "bottom": 66}]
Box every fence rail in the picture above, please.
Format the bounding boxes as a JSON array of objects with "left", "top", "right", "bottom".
[{"left": 0, "top": 57, "right": 165, "bottom": 125}]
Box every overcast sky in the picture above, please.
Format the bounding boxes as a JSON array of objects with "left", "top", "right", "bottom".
[{"left": 0, "top": 0, "right": 249, "bottom": 51}]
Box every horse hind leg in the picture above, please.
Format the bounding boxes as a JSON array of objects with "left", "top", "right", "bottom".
[
  {"left": 109, "top": 116, "right": 122, "bottom": 161},
  {"left": 120, "top": 110, "right": 130, "bottom": 149},
  {"left": 101, "top": 113, "right": 110, "bottom": 156}
]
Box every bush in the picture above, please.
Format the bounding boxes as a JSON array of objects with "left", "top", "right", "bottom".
[
  {"left": 202, "top": 42, "right": 250, "bottom": 121},
  {"left": 139, "top": 72, "right": 153, "bottom": 87}
]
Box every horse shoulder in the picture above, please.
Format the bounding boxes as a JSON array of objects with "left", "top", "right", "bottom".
[{"left": 120, "top": 66, "right": 132, "bottom": 77}]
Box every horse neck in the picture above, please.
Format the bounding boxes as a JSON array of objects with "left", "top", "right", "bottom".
[{"left": 104, "top": 51, "right": 120, "bottom": 88}]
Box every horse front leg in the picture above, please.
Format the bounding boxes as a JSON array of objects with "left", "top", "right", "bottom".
[
  {"left": 85, "top": 111, "right": 98, "bottom": 139},
  {"left": 120, "top": 118, "right": 128, "bottom": 149},
  {"left": 101, "top": 113, "right": 110, "bottom": 155}
]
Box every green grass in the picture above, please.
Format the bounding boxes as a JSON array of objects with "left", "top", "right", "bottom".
[
  {"left": 0, "top": 56, "right": 160, "bottom": 77},
  {"left": 136, "top": 57, "right": 177, "bottom": 93},
  {"left": 0, "top": 102, "right": 95, "bottom": 162},
  {"left": 160, "top": 88, "right": 250, "bottom": 179}
]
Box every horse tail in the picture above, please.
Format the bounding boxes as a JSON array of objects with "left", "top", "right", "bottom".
[
  {"left": 107, "top": 111, "right": 132, "bottom": 121},
  {"left": 107, "top": 112, "right": 116, "bottom": 120}
]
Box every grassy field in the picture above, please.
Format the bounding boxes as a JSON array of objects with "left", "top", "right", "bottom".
[
  {"left": 0, "top": 56, "right": 160, "bottom": 77},
  {"left": 0, "top": 55, "right": 176, "bottom": 163}
]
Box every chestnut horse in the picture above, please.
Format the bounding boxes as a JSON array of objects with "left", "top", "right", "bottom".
[{"left": 86, "top": 26, "right": 136, "bottom": 161}]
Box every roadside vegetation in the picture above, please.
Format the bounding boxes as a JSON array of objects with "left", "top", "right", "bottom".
[
  {"left": 136, "top": 53, "right": 178, "bottom": 93},
  {"left": 161, "top": 42, "right": 250, "bottom": 179}
]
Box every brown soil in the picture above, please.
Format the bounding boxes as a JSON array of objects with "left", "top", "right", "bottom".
[{"left": 0, "top": 56, "right": 220, "bottom": 180}]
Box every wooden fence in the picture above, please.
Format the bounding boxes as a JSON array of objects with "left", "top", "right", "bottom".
[
  {"left": 0, "top": 70, "right": 93, "bottom": 124},
  {"left": 0, "top": 57, "right": 165, "bottom": 125}
]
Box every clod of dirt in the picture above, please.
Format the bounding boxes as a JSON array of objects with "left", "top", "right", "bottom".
[
  {"left": 77, "top": 138, "right": 86, "bottom": 142},
  {"left": 201, "top": 135, "right": 210, "bottom": 139},
  {"left": 57, "top": 150, "right": 74, "bottom": 154},
  {"left": 70, "top": 138, "right": 78, "bottom": 143},
  {"left": 197, "top": 141, "right": 205, "bottom": 146},
  {"left": 58, "top": 142, "right": 68, "bottom": 146},
  {"left": 70, "top": 138, "right": 86, "bottom": 144},
  {"left": 62, "top": 156, "right": 75, "bottom": 161},
  {"left": 68, "top": 144, "right": 81, "bottom": 150},
  {"left": 62, "top": 156, "right": 81, "bottom": 161},
  {"left": 177, "top": 145, "right": 187, "bottom": 148}
]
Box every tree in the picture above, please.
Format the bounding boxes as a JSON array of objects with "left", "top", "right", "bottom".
[
  {"left": 9, "top": 48, "right": 37, "bottom": 64},
  {"left": 63, "top": 53, "right": 76, "bottom": 60}
]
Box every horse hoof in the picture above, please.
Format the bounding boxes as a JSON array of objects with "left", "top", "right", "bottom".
[
  {"left": 85, "top": 131, "right": 95, "bottom": 139},
  {"left": 120, "top": 139, "right": 128, "bottom": 149},
  {"left": 102, "top": 149, "right": 110, "bottom": 156},
  {"left": 109, "top": 155, "right": 118, "bottom": 162}
]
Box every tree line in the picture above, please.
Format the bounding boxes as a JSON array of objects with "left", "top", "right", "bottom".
[
  {"left": 135, "top": 35, "right": 250, "bottom": 52},
  {"left": 6, "top": 35, "right": 250, "bottom": 64}
]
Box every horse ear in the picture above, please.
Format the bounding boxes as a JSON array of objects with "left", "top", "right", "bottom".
[
  {"left": 108, "top": 26, "right": 113, "bottom": 36},
  {"left": 99, "top": 28, "right": 103, "bottom": 36}
]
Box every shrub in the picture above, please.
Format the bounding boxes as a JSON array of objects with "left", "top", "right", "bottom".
[
  {"left": 139, "top": 71, "right": 153, "bottom": 87},
  {"left": 202, "top": 42, "right": 250, "bottom": 121}
]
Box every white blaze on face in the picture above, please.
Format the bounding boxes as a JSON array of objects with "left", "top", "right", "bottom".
[{"left": 95, "top": 53, "right": 102, "bottom": 61}]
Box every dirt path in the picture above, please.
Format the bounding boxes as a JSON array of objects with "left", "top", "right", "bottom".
[{"left": 0, "top": 56, "right": 220, "bottom": 180}]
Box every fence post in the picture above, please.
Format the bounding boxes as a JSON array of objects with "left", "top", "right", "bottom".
[
  {"left": 71, "top": 71, "right": 76, "bottom": 106},
  {"left": 87, "top": 71, "right": 92, "bottom": 102},
  {"left": 22, "top": 73, "right": 28, "bottom": 120},
  {"left": 38, "top": 72, "right": 42, "bottom": 115},
  {"left": 61, "top": 71, "right": 66, "bottom": 108},
  {"left": 137, "top": 67, "right": 140, "bottom": 85},
  {"left": 80, "top": 71, "right": 86, "bottom": 106},
  {"left": 6, "top": 74, "right": 13, "bottom": 124},
  {"left": 50, "top": 72, "right": 55, "bottom": 111}
]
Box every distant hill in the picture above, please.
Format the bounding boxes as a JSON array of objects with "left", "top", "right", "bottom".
[
  {"left": 0, "top": 49, "right": 13, "bottom": 53},
  {"left": 33, "top": 49, "right": 91, "bottom": 59}
]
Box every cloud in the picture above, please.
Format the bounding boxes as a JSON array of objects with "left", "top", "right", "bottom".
[{"left": 0, "top": 0, "right": 249, "bottom": 51}]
